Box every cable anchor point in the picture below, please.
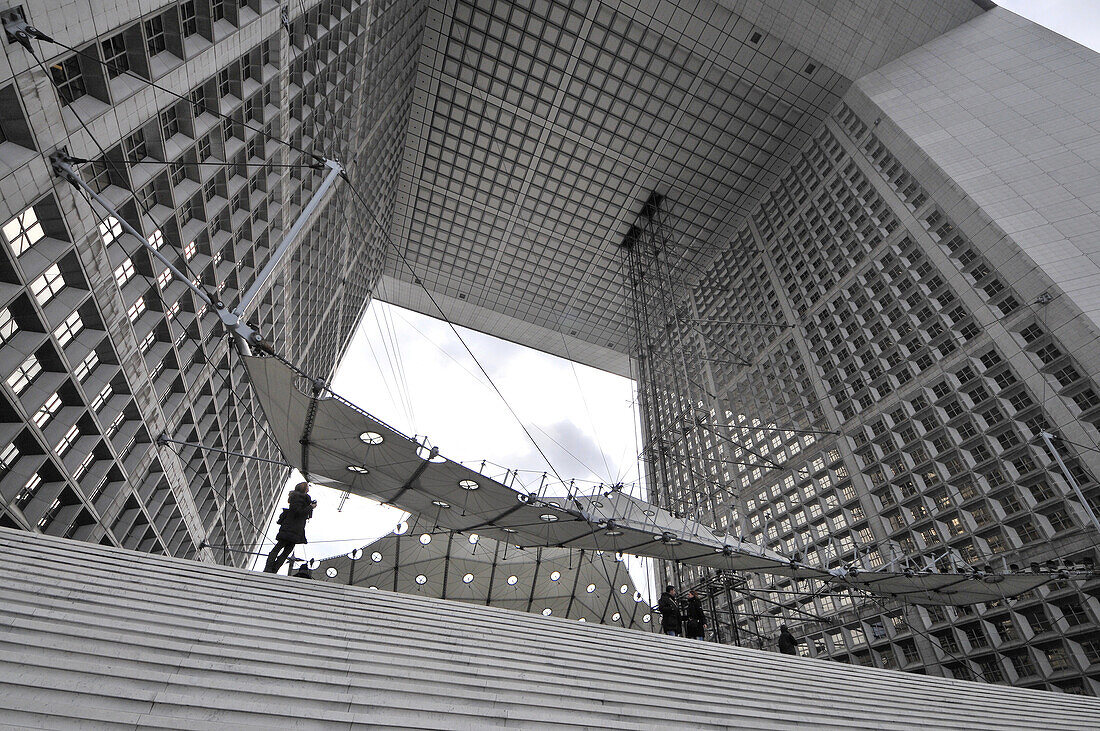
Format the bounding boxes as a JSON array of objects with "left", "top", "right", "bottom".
[{"left": 3, "top": 12, "right": 53, "bottom": 52}]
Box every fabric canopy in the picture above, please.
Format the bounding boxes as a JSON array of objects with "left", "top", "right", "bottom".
[
  {"left": 245, "top": 354, "right": 1057, "bottom": 605},
  {"left": 315, "top": 533, "right": 648, "bottom": 628}
]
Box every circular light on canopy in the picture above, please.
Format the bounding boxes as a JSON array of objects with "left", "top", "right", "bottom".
[
  {"left": 459, "top": 479, "right": 479, "bottom": 490},
  {"left": 634, "top": 591, "right": 643, "bottom": 602},
  {"left": 542, "top": 608, "right": 552, "bottom": 616},
  {"left": 642, "top": 614, "right": 651, "bottom": 623},
  {"left": 468, "top": 534, "right": 479, "bottom": 544},
  {"left": 462, "top": 573, "right": 474, "bottom": 584},
  {"left": 348, "top": 548, "right": 363, "bottom": 561},
  {"left": 502, "top": 528, "right": 518, "bottom": 534},
  {"left": 359, "top": 432, "right": 383, "bottom": 445},
  {"left": 605, "top": 529, "right": 623, "bottom": 536},
  {"left": 371, "top": 551, "right": 383, "bottom": 562},
  {"left": 540, "top": 514, "right": 558, "bottom": 522},
  {"left": 415, "top": 574, "right": 427, "bottom": 585},
  {"left": 507, "top": 575, "right": 518, "bottom": 585},
  {"left": 591, "top": 500, "right": 604, "bottom": 508},
  {"left": 615, "top": 552, "right": 625, "bottom": 562},
  {"left": 612, "top": 612, "right": 621, "bottom": 621},
  {"left": 586, "top": 584, "right": 596, "bottom": 593},
  {"left": 578, "top": 617, "right": 587, "bottom": 623},
  {"left": 419, "top": 533, "right": 432, "bottom": 545},
  {"left": 643, "top": 510, "right": 656, "bottom": 517},
  {"left": 550, "top": 571, "right": 561, "bottom": 581},
  {"left": 326, "top": 567, "right": 338, "bottom": 578},
  {"left": 619, "top": 584, "right": 628, "bottom": 594},
  {"left": 432, "top": 500, "right": 450, "bottom": 508},
  {"left": 346, "top": 465, "right": 370, "bottom": 474},
  {"left": 368, "top": 586, "right": 378, "bottom": 590},
  {"left": 394, "top": 522, "right": 408, "bottom": 535}
]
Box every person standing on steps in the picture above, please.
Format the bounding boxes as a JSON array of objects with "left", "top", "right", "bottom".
[
  {"left": 683, "top": 590, "right": 708, "bottom": 640},
  {"left": 263, "top": 482, "right": 316, "bottom": 573},
  {"left": 292, "top": 561, "right": 314, "bottom": 579},
  {"left": 778, "top": 624, "right": 799, "bottom": 655},
  {"left": 657, "top": 585, "right": 682, "bottom": 637}
]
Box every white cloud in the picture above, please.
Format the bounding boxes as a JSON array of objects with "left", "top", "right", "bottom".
[{"left": 251, "top": 301, "right": 653, "bottom": 599}]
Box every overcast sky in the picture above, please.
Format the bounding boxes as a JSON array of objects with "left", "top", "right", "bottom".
[
  {"left": 999, "top": 0, "right": 1100, "bottom": 50},
  {"left": 252, "top": 300, "right": 650, "bottom": 591},
  {"left": 251, "top": 2, "right": 1098, "bottom": 596}
]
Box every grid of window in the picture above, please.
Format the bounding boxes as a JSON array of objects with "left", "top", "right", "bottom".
[
  {"left": 664, "top": 100, "right": 1100, "bottom": 694},
  {"left": 0, "top": 0, "right": 412, "bottom": 563},
  {"left": 393, "top": 0, "right": 846, "bottom": 352}
]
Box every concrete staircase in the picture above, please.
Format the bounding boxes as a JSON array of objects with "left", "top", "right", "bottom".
[{"left": 2, "top": 528, "right": 1099, "bottom": 730}]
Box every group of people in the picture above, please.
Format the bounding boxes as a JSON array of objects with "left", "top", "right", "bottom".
[
  {"left": 261, "top": 488, "right": 797, "bottom": 655},
  {"left": 655, "top": 586, "right": 709, "bottom": 640},
  {"left": 656, "top": 585, "right": 801, "bottom": 655}
]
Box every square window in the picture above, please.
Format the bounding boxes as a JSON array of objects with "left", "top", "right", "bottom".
[
  {"left": 114, "top": 257, "right": 136, "bottom": 287},
  {"left": 7, "top": 354, "right": 42, "bottom": 394},
  {"left": 56, "top": 424, "right": 80, "bottom": 456},
  {"left": 74, "top": 351, "right": 99, "bottom": 381},
  {"left": 124, "top": 130, "right": 148, "bottom": 162},
  {"left": 53, "top": 310, "right": 84, "bottom": 346},
  {"left": 181, "top": 1, "right": 199, "bottom": 37},
  {"left": 145, "top": 16, "right": 167, "bottom": 56},
  {"left": 99, "top": 215, "right": 122, "bottom": 244},
  {"left": 3, "top": 206, "right": 45, "bottom": 256},
  {"left": 101, "top": 32, "right": 130, "bottom": 79},
  {"left": 91, "top": 383, "right": 112, "bottom": 411},
  {"left": 0, "top": 308, "right": 18, "bottom": 346},
  {"left": 160, "top": 108, "right": 180, "bottom": 140},
  {"left": 85, "top": 157, "right": 113, "bottom": 194},
  {"left": 170, "top": 161, "right": 187, "bottom": 186},
  {"left": 137, "top": 181, "right": 158, "bottom": 212},
  {"left": 50, "top": 56, "right": 87, "bottom": 106},
  {"left": 218, "top": 69, "right": 233, "bottom": 98},
  {"left": 127, "top": 296, "right": 147, "bottom": 322},
  {"left": 32, "top": 392, "right": 62, "bottom": 428},
  {"left": 30, "top": 264, "right": 65, "bottom": 305}
]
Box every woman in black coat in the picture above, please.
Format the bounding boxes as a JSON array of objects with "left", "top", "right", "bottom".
[
  {"left": 683, "top": 591, "right": 707, "bottom": 640},
  {"left": 263, "top": 482, "right": 316, "bottom": 573}
]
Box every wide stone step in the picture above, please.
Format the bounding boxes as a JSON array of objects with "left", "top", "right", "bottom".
[{"left": 2, "top": 528, "right": 1099, "bottom": 730}]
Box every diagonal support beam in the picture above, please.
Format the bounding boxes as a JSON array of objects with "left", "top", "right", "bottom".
[{"left": 50, "top": 151, "right": 342, "bottom": 355}]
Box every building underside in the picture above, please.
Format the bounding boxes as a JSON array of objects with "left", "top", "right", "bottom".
[{"left": 1, "top": 0, "right": 1100, "bottom": 699}]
